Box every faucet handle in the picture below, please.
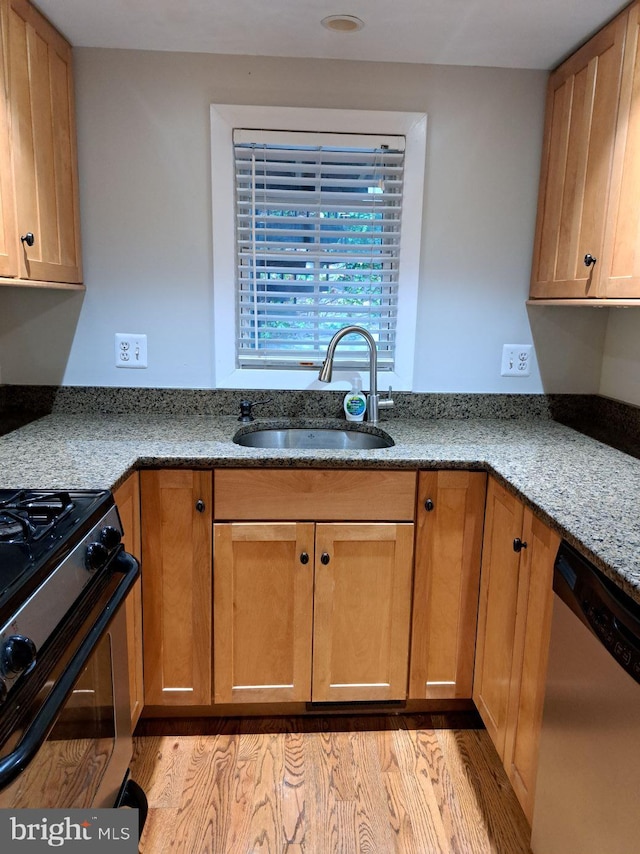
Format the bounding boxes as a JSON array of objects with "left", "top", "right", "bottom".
[
  {"left": 378, "top": 385, "right": 394, "bottom": 409},
  {"left": 238, "top": 398, "right": 273, "bottom": 422}
]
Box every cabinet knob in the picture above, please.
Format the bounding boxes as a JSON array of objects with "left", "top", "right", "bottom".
[
  {"left": 300, "top": 552, "right": 309, "bottom": 565},
  {"left": 320, "top": 552, "right": 330, "bottom": 565},
  {"left": 584, "top": 253, "right": 597, "bottom": 268},
  {"left": 195, "top": 499, "right": 205, "bottom": 513},
  {"left": 513, "top": 538, "right": 528, "bottom": 553},
  {"left": 20, "top": 232, "right": 35, "bottom": 247},
  {"left": 424, "top": 498, "right": 434, "bottom": 512}
]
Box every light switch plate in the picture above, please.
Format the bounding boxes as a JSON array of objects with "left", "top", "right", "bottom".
[
  {"left": 115, "top": 333, "right": 147, "bottom": 368},
  {"left": 501, "top": 344, "right": 532, "bottom": 377}
]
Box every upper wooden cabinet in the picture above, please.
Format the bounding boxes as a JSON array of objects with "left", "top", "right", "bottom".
[
  {"left": 0, "top": 4, "right": 17, "bottom": 278},
  {"left": 530, "top": 10, "right": 627, "bottom": 299},
  {"left": 601, "top": 1, "right": 640, "bottom": 297},
  {"left": 0, "top": 0, "right": 82, "bottom": 287}
]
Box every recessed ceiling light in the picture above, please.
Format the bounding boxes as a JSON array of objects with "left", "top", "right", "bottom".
[{"left": 321, "top": 15, "right": 365, "bottom": 33}]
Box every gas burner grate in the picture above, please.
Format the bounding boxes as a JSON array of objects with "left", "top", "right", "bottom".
[
  {"left": 0, "top": 492, "right": 74, "bottom": 542},
  {"left": 0, "top": 512, "right": 33, "bottom": 543}
]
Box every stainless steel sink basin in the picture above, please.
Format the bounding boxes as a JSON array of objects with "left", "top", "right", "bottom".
[{"left": 233, "top": 426, "right": 394, "bottom": 450}]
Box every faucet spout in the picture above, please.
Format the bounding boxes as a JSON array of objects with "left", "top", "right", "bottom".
[{"left": 318, "top": 325, "right": 392, "bottom": 424}]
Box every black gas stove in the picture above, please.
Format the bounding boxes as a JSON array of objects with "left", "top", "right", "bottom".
[
  {"left": 0, "top": 489, "right": 123, "bottom": 701},
  {"left": 0, "top": 487, "right": 146, "bottom": 820}
]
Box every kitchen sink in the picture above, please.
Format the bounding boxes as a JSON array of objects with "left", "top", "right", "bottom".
[{"left": 233, "top": 425, "right": 394, "bottom": 450}]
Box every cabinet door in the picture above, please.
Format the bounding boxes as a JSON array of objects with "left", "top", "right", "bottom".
[
  {"left": 601, "top": 2, "right": 640, "bottom": 297},
  {"left": 503, "top": 510, "right": 559, "bottom": 824},
  {"left": 530, "top": 11, "right": 626, "bottom": 299},
  {"left": 312, "top": 523, "right": 414, "bottom": 703},
  {"left": 213, "top": 522, "right": 314, "bottom": 704},
  {"left": 113, "top": 472, "right": 144, "bottom": 730},
  {"left": 409, "top": 471, "right": 486, "bottom": 700},
  {"left": 473, "top": 478, "right": 524, "bottom": 758},
  {"left": 0, "top": 2, "right": 18, "bottom": 278},
  {"left": 141, "top": 470, "right": 212, "bottom": 706},
  {"left": 5, "top": 0, "right": 82, "bottom": 284}
]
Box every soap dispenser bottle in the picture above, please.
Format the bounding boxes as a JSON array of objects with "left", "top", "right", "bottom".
[{"left": 344, "top": 379, "right": 367, "bottom": 422}]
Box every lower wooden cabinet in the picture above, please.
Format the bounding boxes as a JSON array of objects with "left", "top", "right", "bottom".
[
  {"left": 409, "top": 470, "right": 486, "bottom": 700},
  {"left": 473, "top": 478, "right": 524, "bottom": 750},
  {"left": 503, "top": 511, "right": 559, "bottom": 823},
  {"left": 213, "top": 521, "right": 414, "bottom": 704},
  {"left": 312, "top": 523, "right": 414, "bottom": 702},
  {"left": 132, "top": 459, "right": 560, "bottom": 826},
  {"left": 473, "top": 477, "right": 560, "bottom": 823},
  {"left": 141, "top": 470, "right": 212, "bottom": 707},
  {"left": 213, "top": 522, "right": 314, "bottom": 704},
  {"left": 113, "top": 472, "right": 144, "bottom": 729}
]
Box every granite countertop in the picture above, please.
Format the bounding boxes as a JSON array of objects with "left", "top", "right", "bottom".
[{"left": 1, "top": 412, "right": 639, "bottom": 605}]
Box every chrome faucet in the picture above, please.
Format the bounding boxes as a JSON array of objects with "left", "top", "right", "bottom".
[{"left": 318, "top": 325, "right": 394, "bottom": 424}]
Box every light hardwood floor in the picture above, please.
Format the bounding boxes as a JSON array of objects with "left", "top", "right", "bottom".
[{"left": 131, "top": 714, "right": 532, "bottom": 853}]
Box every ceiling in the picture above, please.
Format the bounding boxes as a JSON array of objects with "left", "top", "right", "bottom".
[{"left": 35, "top": 0, "right": 629, "bottom": 71}]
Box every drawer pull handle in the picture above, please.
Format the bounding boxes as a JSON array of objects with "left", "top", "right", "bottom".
[
  {"left": 424, "top": 498, "right": 434, "bottom": 512},
  {"left": 584, "top": 253, "right": 597, "bottom": 268},
  {"left": 320, "top": 552, "right": 330, "bottom": 565},
  {"left": 513, "top": 538, "right": 528, "bottom": 553},
  {"left": 300, "top": 552, "right": 309, "bottom": 565},
  {"left": 20, "top": 232, "right": 35, "bottom": 247},
  {"left": 195, "top": 499, "right": 205, "bottom": 513}
]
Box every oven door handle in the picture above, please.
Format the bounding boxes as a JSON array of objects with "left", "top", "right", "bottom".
[{"left": 0, "top": 552, "right": 139, "bottom": 791}]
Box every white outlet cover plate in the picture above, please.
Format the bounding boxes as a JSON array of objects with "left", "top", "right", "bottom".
[
  {"left": 501, "top": 344, "right": 532, "bottom": 377},
  {"left": 115, "top": 333, "right": 148, "bottom": 368}
]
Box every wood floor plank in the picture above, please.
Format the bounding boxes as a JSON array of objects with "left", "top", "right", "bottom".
[
  {"left": 350, "top": 728, "right": 396, "bottom": 853},
  {"left": 305, "top": 729, "right": 347, "bottom": 853},
  {"left": 179, "top": 734, "right": 240, "bottom": 853},
  {"left": 281, "top": 730, "right": 306, "bottom": 848},
  {"left": 242, "top": 733, "right": 285, "bottom": 853},
  {"left": 137, "top": 807, "right": 181, "bottom": 853},
  {"left": 131, "top": 735, "right": 190, "bottom": 809},
  {"left": 412, "top": 725, "right": 491, "bottom": 853},
  {"left": 391, "top": 722, "right": 452, "bottom": 853},
  {"left": 134, "top": 714, "right": 532, "bottom": 854},
  {"left": 436, "top": 728, "right": 531, "bottom": 854}
]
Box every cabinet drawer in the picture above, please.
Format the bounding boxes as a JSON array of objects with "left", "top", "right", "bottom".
[{"left": 214, "top": 469, "right": 417, "bottom": 521}]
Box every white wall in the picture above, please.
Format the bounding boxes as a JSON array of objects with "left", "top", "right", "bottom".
[
  {"left": 600, "top": 310, "right": 640, "bottom": 406},
  {"left": 0, "top": 48, "right": 620, "bottom": 394}
]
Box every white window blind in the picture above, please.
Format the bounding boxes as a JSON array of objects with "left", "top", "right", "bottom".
[{"left": 233, "top": 129, "right": 406, "bottom": 369}]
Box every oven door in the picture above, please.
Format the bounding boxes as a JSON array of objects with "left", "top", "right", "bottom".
[{"left": 0, "top": 550, "right": 138, "bottom": 810}]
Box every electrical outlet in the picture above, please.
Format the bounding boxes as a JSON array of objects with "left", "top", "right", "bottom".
[
  {"left": 501, "top": 344, "right": 532, "bottom": 377},
  {"left": 115, "top": 333, "right": 147, "bottom": 368}
]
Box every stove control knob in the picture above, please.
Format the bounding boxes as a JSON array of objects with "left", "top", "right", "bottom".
[
  {"left": 99, "top": 526, "right": 122, "bottom": 550},
  {"left": 85, "top": 542, "right": 109, "bottom": 572},
  {"left": 2, "top": 635, "right": 37, "bottom": 675}
]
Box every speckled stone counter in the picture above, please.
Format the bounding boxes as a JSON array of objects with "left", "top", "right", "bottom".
[{"left": 1, "top": 413, "right": 639, "bottom": 605}]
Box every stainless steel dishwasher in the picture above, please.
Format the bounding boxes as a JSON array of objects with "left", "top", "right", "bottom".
[{"left": 531, "top": 541, "right": 640, "bottom": 854}]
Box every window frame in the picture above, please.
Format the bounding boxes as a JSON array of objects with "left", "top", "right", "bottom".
[{"left": 211, "top": 105, "right": 427, "bottom": 391}]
